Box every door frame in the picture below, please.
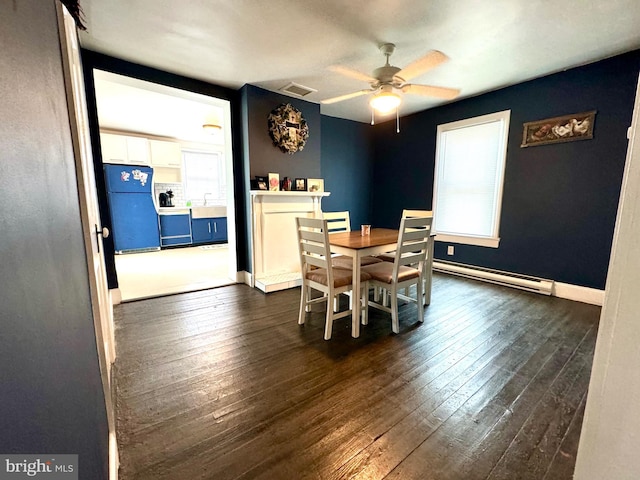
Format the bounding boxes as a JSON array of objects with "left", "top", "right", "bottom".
[{"left": 57, "top": 3, "right": 118, "bottom": 479}]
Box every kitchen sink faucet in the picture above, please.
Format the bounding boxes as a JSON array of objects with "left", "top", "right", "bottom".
[{"left": 203, "top": 193, "right": 213, "bottom": 206}]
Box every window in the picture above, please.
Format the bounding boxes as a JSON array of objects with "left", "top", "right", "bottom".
[
  {"left": 433, "top": 110, "right": 510, "bottom": 248},
  {"left": 183, "top": 150, "right": 226, "bottom": 205}
]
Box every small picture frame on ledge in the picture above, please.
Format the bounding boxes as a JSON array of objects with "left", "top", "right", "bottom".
[
  {"left": 295, "top": 178, "right": 307, "bottom": 191},
  {"left": 254, "top": 176, "right": 268, "bottom": 190},
  {"left": 268, "top": 173, "right": 280, "bottom": 191},
  {"left": 307, "top": 178, "right": 324, "bottom": 193}
]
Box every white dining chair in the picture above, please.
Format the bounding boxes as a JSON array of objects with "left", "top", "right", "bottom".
[
  {"left": 378, "top": 209, "right": 435, "bottom": 305},
  {"left": 296, "top": 217, "right": 371, "bottom": 340},
  {"left": 323, "top": 210, "right": 383, "bottom": 268},
  {"left": 361, "top": 216, "right": 433, "bottom": 334},
  {"left": 323, "top": 210, "right": 383, "bottom": 311}
]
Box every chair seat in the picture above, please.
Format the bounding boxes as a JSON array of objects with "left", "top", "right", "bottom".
[
  {"left": 306, "top": 267, "right": 371, "bottom": 288},
  {"left": 332, "top": 255, "right": 383, "bottom": 269},
  {"left": 361, "top": 262, "right": 420, "bottom": 284}
]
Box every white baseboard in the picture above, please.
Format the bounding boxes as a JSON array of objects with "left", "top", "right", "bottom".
[
  {"left": 553, "top": 282, "right": 604, "bottom": 306},
  {"left": 239, "top": 271, "right": 253, "bottom": 287},
  {"left": 434, "top": 264, "right": 604, "bottom": 306},
  {"left": 110, "top": 288, "right": 122, "bottom": 305}
]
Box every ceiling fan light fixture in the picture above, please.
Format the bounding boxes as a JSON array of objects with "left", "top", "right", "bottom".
[{"left": 369, "top": 90, "right": 401, "bottom": 114}]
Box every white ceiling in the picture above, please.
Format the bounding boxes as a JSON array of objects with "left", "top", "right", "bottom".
[
  {"left": 93, "top": 70, "right": 227, "bottom": 142},
  {"left": 80, "top": 0, "right": 640, "bottom": 124}
]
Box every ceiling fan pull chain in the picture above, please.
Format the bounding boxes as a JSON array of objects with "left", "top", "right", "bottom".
[
  {"left": 396, "top": 107, "right": 400, "bottom": 133},
  {"left": 371, "top": 108, "right": 375, "bottom": 126}
]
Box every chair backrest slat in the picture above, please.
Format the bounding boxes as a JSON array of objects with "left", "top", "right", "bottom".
[
  {"left": 296, "top": 217, "right": 333, "bottom": 279},
  {"left": 323, "top": 211, "right": 351, "bottom": 233},
  {"left": 303, "top": 254, "right": 326, "bottom": 269},
  {"left": 402, "top": 209, "right": 433, "bottom": 219},
  {"left": 302, "top": 241, "right": 326, "bottom": 257},
  {"left": 298, "top": 229, "right": 325, "bottom": 244}
]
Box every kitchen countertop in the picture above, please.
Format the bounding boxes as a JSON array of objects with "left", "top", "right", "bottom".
[
  {"left": 158, "top": 207, "right": 190, "bottom": 215},
  {"left": 157, "top": 206, "right": 228, "bottom": 217}
]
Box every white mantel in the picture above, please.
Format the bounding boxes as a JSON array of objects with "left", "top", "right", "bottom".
[{"left": 250, "top": 190, "right": 330, "bottom": 292}]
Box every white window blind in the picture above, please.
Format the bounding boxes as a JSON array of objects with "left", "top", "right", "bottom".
[
  {"left": 183, "top": 150, "right": 226, "bottom": 205},
  {"left": 433, "top": 110, "right": 510, "bottom": 248}
]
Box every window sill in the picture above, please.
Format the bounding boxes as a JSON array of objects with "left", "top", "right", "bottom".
[{"left": 435, "top": 234, "right": 500, "bottom": 248}]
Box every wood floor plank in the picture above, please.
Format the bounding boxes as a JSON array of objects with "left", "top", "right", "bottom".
[
  {"left": 383, "top": 300, "right": 597, "bottom": 480},
  {"left": 113, "top": 274, "right": 600, "bottom": 480}
]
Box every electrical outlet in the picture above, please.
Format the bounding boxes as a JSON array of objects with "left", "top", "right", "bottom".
[{"left": 447, "top": 245, "right": 454, "bottom": 255}]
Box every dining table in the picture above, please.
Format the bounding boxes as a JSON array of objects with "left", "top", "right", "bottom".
[{"left": 328, "top": 228, "right": 400, "bottom": 338}]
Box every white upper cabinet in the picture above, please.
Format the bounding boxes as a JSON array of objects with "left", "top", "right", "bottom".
[
  {"left": 100, "top": 133, "right": 150, "bottom": 165},
  {"left": 149, "top": 139, "right": 182, "bottom": 168},
  {"left": 125, "top": 136, "right": 150, "bottom": 165},
  {"left": 99, "top": 133, "right": 127, "bottom": 163}
]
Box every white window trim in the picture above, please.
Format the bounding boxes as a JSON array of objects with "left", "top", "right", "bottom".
[
  {"left": 434, "top": 233, "right": 500, "bottom": 248},
  {"left": 433, "top": 109, "right": 511, "bottom": 248}
]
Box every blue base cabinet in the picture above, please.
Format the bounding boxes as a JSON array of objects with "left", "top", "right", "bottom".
[
  {"left": 191, "top": 217, "right": 227, "bottom": 244},
  {"left": 159, "top": 214, "right": 192, "bottom": 247}
]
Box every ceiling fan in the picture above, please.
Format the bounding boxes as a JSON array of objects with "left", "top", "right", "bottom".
[{"left": 322, "top": 43, "right": 460, "bottom": 115}]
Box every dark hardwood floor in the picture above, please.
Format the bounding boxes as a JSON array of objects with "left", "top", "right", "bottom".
[{"left": 113, "top": 273, "right": 600, "bottom": 479}]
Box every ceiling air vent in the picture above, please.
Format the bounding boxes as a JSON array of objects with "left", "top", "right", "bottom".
[{"left": 280, "top": 82, "right": 317, "bottom": 98}]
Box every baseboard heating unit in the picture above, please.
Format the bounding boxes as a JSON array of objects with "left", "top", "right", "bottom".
[{"left": 432, "top": 260, "right": 554, "bottom": 295}]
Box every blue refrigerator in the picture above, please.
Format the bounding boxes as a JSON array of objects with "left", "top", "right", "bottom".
[{"left": 104, "top": 164, "right": 160, "bottom": 253}]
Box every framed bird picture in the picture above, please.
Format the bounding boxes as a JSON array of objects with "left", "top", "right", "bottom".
[{"left": 521, "top": 111, "right": 596, "bottom": 147}]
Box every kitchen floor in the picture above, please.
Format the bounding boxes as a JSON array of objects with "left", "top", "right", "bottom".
[{"left": 114, "top": 244, "right": 234, "bottom": 302}]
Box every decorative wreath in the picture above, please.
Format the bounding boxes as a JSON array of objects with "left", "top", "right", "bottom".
[{"left": 268, "top": 103, "right": 309, "bottom": 154}]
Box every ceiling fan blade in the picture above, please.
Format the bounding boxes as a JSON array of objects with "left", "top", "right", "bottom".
[
  {"left": 328, "top": 65, "right": 377, "bottom": 84},
  {"left": 396, "top": 50, "right": 449, "bottom": 82},
  {"left": 402, "top": 84, "right": 460, "bottom": 100},
  {"left": 321, "top": 89, "right": 372, "bottom": 105}
]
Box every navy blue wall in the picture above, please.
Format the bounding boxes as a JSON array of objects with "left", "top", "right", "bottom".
[
  {"left": 240, "top": 87, "right": 374, "bottom": 271},
  {"left": 321, "top": 116, "right": 374, "bottom": 229},
  {"left": 371, "top": 50, "right": 640, "bottom": 289},
  {"left": 242, "top": 85, "right": 322, "bottom": 180}
]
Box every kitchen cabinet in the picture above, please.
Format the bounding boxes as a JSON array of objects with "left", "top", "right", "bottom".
[
  {"left": 191, "top": 217, "right": 227, "bottom": 244},
  {"left": 100, "top": 133, "right": 150, "bottom": 165},
  {"left": 149, "top": 139, "right": 182, "bottom": 168},
  {"left": 159, "top": 213, "right": 192, "bottom": 247}
]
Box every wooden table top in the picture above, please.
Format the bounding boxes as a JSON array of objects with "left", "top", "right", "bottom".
[{"left": 328, "top": 228, "right": 399, "bottom": 249}]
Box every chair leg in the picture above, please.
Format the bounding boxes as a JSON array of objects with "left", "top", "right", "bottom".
[
  {"left": 305, "top": 286, "right": 312, "bottom": 312},
  {"left": 424, "top": 274, "right": 432, "bottom": 306},
  {"left": 298, "top": 284, "right": 307, "bottom": 325},
  {"left": 361, "top": 282, "right": 369, "bottom": 326},
  {"left": 416, "top": 278, "right": 424, "bottom": 322},
  {"left": 324, "top": 294, "right": 334, "bottom": 340},
  {"left": 391, "top": 286, "right": 399, "bottom": 334}
]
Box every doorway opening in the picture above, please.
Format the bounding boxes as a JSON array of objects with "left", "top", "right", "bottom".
[{"left": 93, "top": 70, "right": 237, "bottom": 301}]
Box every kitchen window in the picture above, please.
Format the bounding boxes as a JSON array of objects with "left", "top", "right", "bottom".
[
  {"left": 433, "top": 110, "right": 510, "bottom": 248},
  {"left": 183, "top": 150, "right": 226, "bottom": 205}
]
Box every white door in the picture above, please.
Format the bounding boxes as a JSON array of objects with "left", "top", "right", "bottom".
[{"left": 57, "top": 4, "right": 118, "bottom": 478}]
